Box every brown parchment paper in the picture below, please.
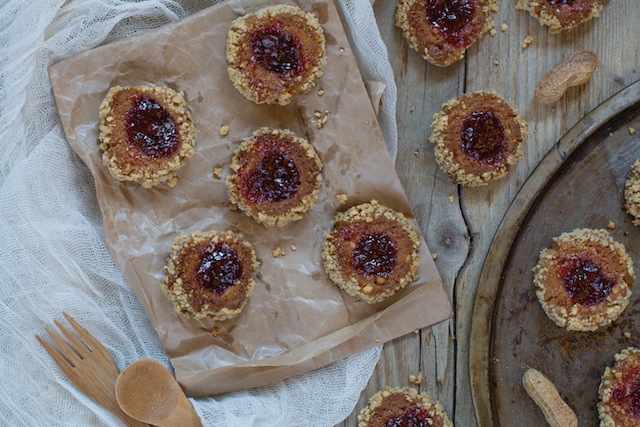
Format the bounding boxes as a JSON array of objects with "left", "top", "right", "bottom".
[{"left": 49, "top": 0, "right": 452, "bottom": 397}]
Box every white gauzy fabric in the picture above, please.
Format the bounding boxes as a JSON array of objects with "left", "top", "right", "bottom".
[{"left": 0, "top": 1, "right": 394, "bottom": 426}]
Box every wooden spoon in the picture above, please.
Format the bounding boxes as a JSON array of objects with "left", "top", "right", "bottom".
[{"left": 115, "top": 359, "right": 203, "bottom": 427}]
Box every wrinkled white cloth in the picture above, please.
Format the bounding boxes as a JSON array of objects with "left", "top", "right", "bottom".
[{"left": 0, "top": 1, "right": 396, "bottom": 426}]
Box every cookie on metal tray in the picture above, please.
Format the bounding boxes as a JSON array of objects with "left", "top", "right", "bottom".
[
  {"left": 533, "top": 228, "right": 634, "bottom": 332},
  {"left": 598, "top": 347, "right": 640, "bottom": 426}
]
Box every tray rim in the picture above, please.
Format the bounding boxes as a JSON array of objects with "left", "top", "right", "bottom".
[{"left": 468, "top": 79, "right": 640, "bottom": 426}]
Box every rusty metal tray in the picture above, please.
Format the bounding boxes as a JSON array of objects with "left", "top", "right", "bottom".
[{"left": 470, "top": 80, "right": 640, "bottom": 426}]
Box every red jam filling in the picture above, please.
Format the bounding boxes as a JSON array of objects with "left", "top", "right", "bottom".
[
  {"left": 240, "top": 135, "right": 301, "bottom": 204},
  {"left": 196, "top": 243, "right": 242, "bottom": 295},
  {"left": 424, "top": 0, "right": 477, "bottom": 47},
  {"left": 352, "top": 232, "right": 398, "bottom": 277},
  {"left": 250, "top": 21, "right": 304, "bottom": 77},
  {"left": 557, "top": 255, "right": 614, "bottom": 306},
  {"left": 460, "top": 110, "right": 506, "bottom": 167},
  {"left": 384, "top": 406, "right": 433, "bottom": 427},
  {"left": 544, "top": 0, "right": 593, "bottom": 16},
  {"left": 611, "top": 365, "right": 640, "bottom": 418},
  {"left": 125, "top": 94, "right": 180, "bottom": 159}
]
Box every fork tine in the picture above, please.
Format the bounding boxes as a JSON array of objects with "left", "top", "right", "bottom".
[
  {"left": 62, "top": 312, "right": 107, "bottom": 355},
  {"left": 45, "top": 326, "right": 83, "bottom": 367},
  {"left": 36, "top": 334, "right": 76, "bottom": 376},
  {"left": 55, "top": 319, "right": 91, "bottom": 355}
]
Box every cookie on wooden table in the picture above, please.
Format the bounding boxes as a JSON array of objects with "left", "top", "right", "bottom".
[
  {"left": 226, "top": 127, "right": 323, "bottom": 227},
  {"left": 624, "top": 157, "right": 640, "bottom": 226},
  {"left": 358, "top": 386, "right": 453, "bottom": 427},
  {"left": 322, "top": 200, "right": 420, "bottom": 304},
  {"left": 533, "top": 228, "right": 634, "bottom": 332},
  {"left": 516, "top": 0, "right": 603, "bottom": 33},
  {"left": 395, "top": 0, "right": 498, "bottom": 67},
  {"left": 162, "top": 231, "right": 259, "bottom": 321},
  {"left": 598, "top": 347, "right": 640, "bottom": 427},
  {"left": 429, "top": 91, "right": 527, "bottom": 186},
  {"left": 226, "top": 4, "right": 326, "bottom": 105},
  {"left": 98, "top": 85, "right": 196, "bottom": 189}
]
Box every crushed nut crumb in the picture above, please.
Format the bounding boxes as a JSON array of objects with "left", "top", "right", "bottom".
[
  {"left": 219, "top": 125, "right": 229, "bottom": 137},
  {"left": 414, "top": 150, "right": 419, "bottom": 157},
  {"left": 410, "top": 106, "right": 415, "bottom": 113},
  {"left": 521, "top": 35, "right": 534, "bottom": 49},
  {"left": 272, "top": 247, "right": 286, "bottom": 258},
  {"left": 213, "top": 167, "right": 223, "bottom": 179},
  {"left": 500, "top": 23, "right": 508, "bottom": 32},
  {"left": 490, "top": 28, "right": 497, "bottom": 36},
  {"left": 630, "top": 127, "right": 636, "bottom": 135},
  {"left": 228, "top": 203, "right": 238, "bottom": 211},
  {"left": 493, "top": 60, "right": 499, "bottom": 66},
  {"left": 625, "top": 331, "right": 632, "bottom": 339},
  {"left": 317, "top": 88, "right": 325, "bottom": 96},
  {"left": 211, "top": 326, "right": 221, "bottom": 337},
  {"left": 290, "top": 244, "right": 297, "bottom": 251},
  {"left": 448, "top": 195, "right": 455, "bottom": 203},
  {"left": 431, "top": 252, "right": 438, "bottom": 261},
  {"left": 314, "top": 109, "right": 330, "bottom": 129},
  {"left": 335, "top": 193, "right": 348, "bottom": 204},
  {"left": 339, "top": 47, "right": 345, "bottom": 53},
  {"left": 608, "top": 221, "right": 616, "bottom": 230}
]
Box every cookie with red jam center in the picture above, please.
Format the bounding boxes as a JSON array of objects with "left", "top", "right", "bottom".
[
  {"left": 226, "top": 4, "right": 327, "bottom": 105},
  {"left": 429, "top": 91, "right": 527, "bottom": 186},
  {"left": 322, "top": 200, "right": 420, "bottom": 304},
  {"left": 162, "top": 231, "right": 259, "bottom": 321},
  {"left": 357, "top": 386, "right": 453, "bottom": 427},
  {"left": 98, "top": 85, "right": 196, "bottom": 188},
  {"left": 226, "top": 127, "right": 323, "bottom": 227},
  {"left": 516, "top": 0, "right": 603, "bottom": 33},
  {"left": 533, "top": 228, "right": 634, "bottom": 332},
  {"left": 395, "top": 0, "right": 498, "bottom": 67},
  {"left": 599, "top": 347, "right": 640, "bottom": 427},
  {"left": 624, "top": 157, "right": 640, "bottom": 226}
]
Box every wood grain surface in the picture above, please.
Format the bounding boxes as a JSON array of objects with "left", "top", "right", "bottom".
[{"left": 338, "top": 1, "right": 640, "bottom": 426}]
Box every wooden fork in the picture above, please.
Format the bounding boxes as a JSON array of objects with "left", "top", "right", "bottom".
[{"left": 36, "top": 312, "right": 149, "bottom": 427}]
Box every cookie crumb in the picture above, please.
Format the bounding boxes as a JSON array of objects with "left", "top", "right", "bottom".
[
  {"left": 448, "top": 195, "right": 455, "bottom": 203},
  {"left": 431, "top": 252, "right": 438, "bottom": 260},
  {"left": 335, "top": 193, "right": 348, "bottom": 204},
  {"left": 625, "top": 331, "right": 632, "bottom": 339},
  {"left": 490, "top": 28, "right": 497, "bottom": 36},
  {"left": 339, "top": 47, "right": 345, "bottom": 53},
  {"left": 375, "top": 337, "right": 380, "bottom": 343},
  {"left": 500, "top": 23, "right": 508, "bottom": 32},
  {"left": 608, "top": 221, "right": 616, "bottom": 230},
  {"left": 314, "top": 109, "right": 330, "bottom": 129},
  {"left": 219, "top": 124, "right": 229, "bottom": 137},
  {"left": 630, "top": 127, "right": 636, "bottom": 135},
  {"left": 213, "top": 167, "right": 223, "bottom": 179},
  {"left": 521, "top": 35, "right": 534, "bottom": 49},
  {"left": 493, "top": 60, "right": 499, "bottom": 66},
  {"left": 290, "top": 244, "right": 297, "bottom": 251},
  {"left": 317, "top": 88, "right": 325, "bottom": 96},
  {"left": 272, "top": 247, "right": 286, "bottom": 258}
]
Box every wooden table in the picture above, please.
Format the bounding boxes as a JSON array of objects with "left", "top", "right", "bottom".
[{"left": 338, "top": 2, "right": 640, "bottom": 426}]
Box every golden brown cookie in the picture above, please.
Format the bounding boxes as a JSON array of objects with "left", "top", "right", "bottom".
[
  {"left": 358, "top": 386, "right": 453, "bottom": 427},
  {"left": 395, "top": 0, "right": 497, "bottom": 67},
  {"left": 98, "top": 85, "right": 196, "bottom": 188},
  {"left": 226, "top": 127, "right": 323, "bottom": 227},
  {"left": 625, "top": 157, "right": 640, "bottom": 226},
  {"left": 162, "top": 231, "right": 259, "bottom": 321},
  {"left": 322, "top": 200, "right": 420, "bottom": 304},
  {"left": 226, "top": 4, "right": 326, "bottom": 105},
  {"left": 533, "top": 228, "right": 634, "bottom": 332},
  {"left": 598, "top": 347, "right": 640, "bottom": 427},
  {"left": 516, "top": 0, "right": 603, "bottom": 33},
  {"left": 429, "top": 91, "right": 527, "bottom": 186}
]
